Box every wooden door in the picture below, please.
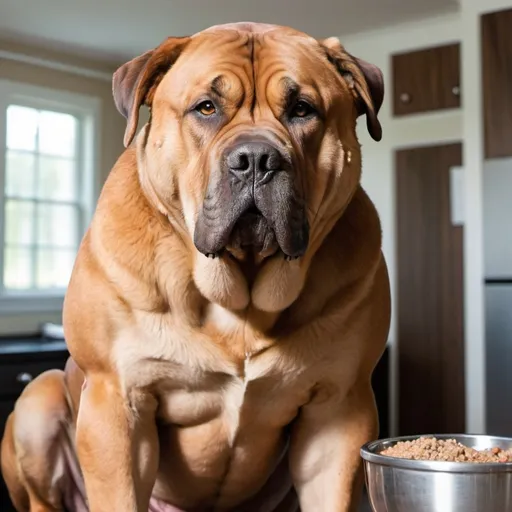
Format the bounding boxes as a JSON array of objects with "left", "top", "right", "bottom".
[
  {"left": 482, "top": 8, "right": 512, "bottom": 159},
  {"left": 396, "top": 143, "right": 465, "bottom": 435}
]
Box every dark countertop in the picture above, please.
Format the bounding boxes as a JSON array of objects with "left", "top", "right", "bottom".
[{"left": 0, "top": 336, "right": 68, "bottom": 358}]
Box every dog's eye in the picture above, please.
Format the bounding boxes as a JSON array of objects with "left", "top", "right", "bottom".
[
  {"left": 290, "top": 100, "right": 315, "bottom": 119},
  {"left": 196, "top": 101, "right": 216, "bottom": 116}
]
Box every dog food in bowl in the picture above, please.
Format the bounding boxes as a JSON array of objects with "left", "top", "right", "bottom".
[{"left": 380, "top": 436, "right": 512, "bottom": 463}]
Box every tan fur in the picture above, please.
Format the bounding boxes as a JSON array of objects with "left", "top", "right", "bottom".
[{"left": 1, "top": 22, "right": 390, "bottom": 512}]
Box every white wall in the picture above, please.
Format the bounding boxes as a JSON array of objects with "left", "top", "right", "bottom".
[
  {"left": 342, "top": 12, "right": 464, "bottom": 437},
  {"left": 342, "top": 1, "right": 512, "bottom": 436}
]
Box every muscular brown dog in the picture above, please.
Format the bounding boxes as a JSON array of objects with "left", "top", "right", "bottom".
[{"left": 1, "top": 22, "right": 390, "bottom": 512}]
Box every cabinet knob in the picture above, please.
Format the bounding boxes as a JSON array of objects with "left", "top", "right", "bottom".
[
  {"left": 16, "top": 372, "right": 33, "bottom": 385},
  {"left": 452, "top": 85, "right": 461, "bottom": 96},
  {"left": 399, "top": 92, "right": 411, "bottom": 104}
]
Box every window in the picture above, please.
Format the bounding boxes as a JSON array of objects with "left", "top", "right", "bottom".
[
  {"left": 4, "top": 106, "right": 80, "bottom": 290},
  {"left": 0, "top": 81, "right": 101, "bottom": 313}
]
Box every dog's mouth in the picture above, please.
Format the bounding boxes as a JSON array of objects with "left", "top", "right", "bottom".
[
  {"left": 196, "top": 201, "right": 310, "bottom": 263},
  {"left": 194, "top": 187, "right": 309, "bottom": 262},
  {"left": 224, "top": 205, "right": 279, "bottom": 262}
]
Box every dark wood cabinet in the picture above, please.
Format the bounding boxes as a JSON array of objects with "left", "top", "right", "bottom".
[
  {"left": 395, "top": 143, "right": 465, "bottom": 436},
  {"left": 0, "top": 338, "right": 68, "bottom": 512},
  {"left": 392, "top": 43, "right": 461, "bottom": 117},
  {"left": 482, "top": 8, "right": 512, "bottom": 159}
]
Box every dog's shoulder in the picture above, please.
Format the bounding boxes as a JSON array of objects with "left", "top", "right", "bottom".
[
  {"left": 89, "top": 148, "right": 179, "bottom": 288},
  {"left": 66, "top": 149, "right": 182, "bottom": 324}
]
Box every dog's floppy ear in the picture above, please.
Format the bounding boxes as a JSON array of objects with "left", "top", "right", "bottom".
[
  {"left": 113, "top": 36, "right": 190, "bottom": 147},
  {"left": 321, "top": 37, "right": 384, "bottom": 142}
]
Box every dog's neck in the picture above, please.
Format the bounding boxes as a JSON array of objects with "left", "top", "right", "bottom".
[{"left": 123, "top": 148, "right": 370, "bottom": 331}]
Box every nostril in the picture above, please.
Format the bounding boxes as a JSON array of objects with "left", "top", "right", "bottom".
[
  {"left": 259, "top": 154, "right": 269, "bottom": 172},
  {"left": 228, "top": 151, "right": 251, "bottom": 171},
  {"left": 237, "top": 154, "right": 250, "bottom": 171},
  {"left": 227, "top": 142, "right": 284, "bottom": 174},
  {"left": 258, "top": 148, "right": 283, "bottom": 172}
]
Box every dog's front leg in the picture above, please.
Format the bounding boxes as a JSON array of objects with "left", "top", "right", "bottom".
[
  {"left": 76, "top": 375, "right": 158, "bottom": 512},
  {"left": 289, "top": 380, "right": 377, "bottom": 512}
]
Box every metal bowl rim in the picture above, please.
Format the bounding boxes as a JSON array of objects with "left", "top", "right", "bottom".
[{"left": 360, "top": 433, "right": 512, "bottom": 473}]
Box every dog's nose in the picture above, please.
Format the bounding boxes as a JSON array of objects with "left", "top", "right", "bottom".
[{"left": 227, "top": 142, "right": 283, "bottom": 182}]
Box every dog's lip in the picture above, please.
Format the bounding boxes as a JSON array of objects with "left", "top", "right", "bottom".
[
  {"left": 223, "top": 210, "right": 279, "bottom": 261},
  {"left": 194, "top": 199, "right": 308, "bottom": 260},
  {"left": 239, "top": 204, "right": 263, "bottom": 219},
  {"left": 225, "top": 245, "right": 280, "bottom": 263}
]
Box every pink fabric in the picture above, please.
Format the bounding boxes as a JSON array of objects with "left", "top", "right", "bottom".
[
  {"left": 59, "top": 431, "right": 185, "bottom": 512},
  {"left": 149, "top": 496, "right": 187, "bottom": 512},
  {"left": 61, "top": 428, "right": 88, "bottom": 512}
]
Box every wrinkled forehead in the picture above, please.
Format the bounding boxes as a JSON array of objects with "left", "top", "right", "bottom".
[{"left": 159, "top": 29, "right": 339, "bottom": 106}]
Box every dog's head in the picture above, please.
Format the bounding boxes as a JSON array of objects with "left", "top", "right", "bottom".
[{"left": 113, "top": 22, "right": 383, "bottom": 312}]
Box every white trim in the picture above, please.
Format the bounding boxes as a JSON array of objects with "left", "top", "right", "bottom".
[
  {"left": 460, "top": 6, "right": 486, "bottom": 434},
  {"left": 0, "top": 79, "right": 102, "bottom": 314},
  {"left": 0, "top": 49, "right": 112, "bottom": 82}
]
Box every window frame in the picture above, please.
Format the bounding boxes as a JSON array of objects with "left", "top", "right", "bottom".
[{"left": 0, "top": 79, "right": 102, "bottom": 315}]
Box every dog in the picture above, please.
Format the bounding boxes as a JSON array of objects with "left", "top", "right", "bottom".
[{"left": 1, "top": 22, "right": 390, "bottom": 512}]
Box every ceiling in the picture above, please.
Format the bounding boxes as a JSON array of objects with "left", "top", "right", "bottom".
[{"left": 0, "top": 0, "right": 459, "bottom": 65}]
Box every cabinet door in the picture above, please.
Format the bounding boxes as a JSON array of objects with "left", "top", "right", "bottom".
[
  {"left": 0, "top": 353, "right": 68, "bottom": 511},
  {"left": 396, "top": 143, "right": 465, "bottom": 435},
  {"left": 482, "top": 8, "right": 512, "bottom": 158},
  {"left": 393, "top": 44, "right": 461, "bottom": 117},
  {"left": 0, "top": 359, "right": 67, "bottom": 398}
]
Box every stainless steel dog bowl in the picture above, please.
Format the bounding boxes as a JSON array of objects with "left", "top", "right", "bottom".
[{"left": 361, "top": 434, "right": 512, "bottom": 512}]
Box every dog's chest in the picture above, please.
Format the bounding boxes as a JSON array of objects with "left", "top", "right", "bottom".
[
  {"left": 117, "top": 305, "right": 314, "bottom": 434},
  {"left": 155, "top": 353, "right": 306, "bottom": 434}
]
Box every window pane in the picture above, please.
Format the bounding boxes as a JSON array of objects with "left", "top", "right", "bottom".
[
  {"left": 38, "top": 156, "right": 76, "bottom": 201},
  {"left": 6, "top": 105, "right": 38, "bottom": 151},
  {"left": 36, "top": 248, "right": 75, "bottom": 288},
  {"left": 4, "top": 247, "right": 33, "bottom": 290},
  {"left": 37, "top": 204, "right": 78, "bottom": 248},
  {"left": 5, "top": 150, "right": 36, "bottom": 198},
  {"left": 5, "top": 200, "right": 35, "bottom": 245},
  {"left": 38, "top": 111, "right": 77, "bottom": 157}
]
